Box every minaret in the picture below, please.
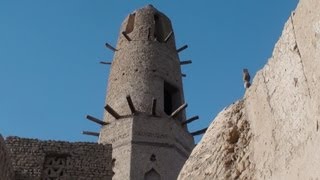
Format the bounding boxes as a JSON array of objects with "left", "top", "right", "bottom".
[{"left": 99, "top": 5, "right": 195, "bottom": 180}]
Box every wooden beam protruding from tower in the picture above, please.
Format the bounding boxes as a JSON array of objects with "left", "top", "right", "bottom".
[
  {"left": 126, "top": 95, "right": 136, "bottom": 114},
  {"left": 122, "top": 31, "right": 132, "bottom": 42},
  {"left": 171, "top": 103, "right": 188, "bottom": 118},
  {"left": 105, "top": 43, "right": 118, "bottom": 52},
  {"left": 182, "top": 115, "right": 199, "bottom": 125},
  {"left": 151, "top": 98, "right": 157, "bottom": 116},
  {"left": 190, "top": 128, "right": 208, "bottom": 136},
  {"left": 82, "top": 131, "right": 100, "bottom": 137},
  {"left": 100, "top": 61, "right": 112, "bottom": 65},
  {"left": 181, "top": 73, "right": 187, "bottom": 77},
  {"left": 177, "top": 45, "right": 188, "bottom": 53},
  {"left": 105, "top": 104, "right": 121, "bottom": 119},
  {"left": 180, "top": 60, "right": 192, "bottom": 65},
  {"left": 86, "top": 115, "right": 109, "bottom": 126},
  {"left": 164, "top": 31, "right": 173, "bottom": 43}
]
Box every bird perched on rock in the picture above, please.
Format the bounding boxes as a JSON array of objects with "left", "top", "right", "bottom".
[{"left": 243, "top": 68, "right": 251, "bottom": 89}]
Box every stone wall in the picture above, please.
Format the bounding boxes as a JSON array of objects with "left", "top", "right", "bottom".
[
  {"left": 5, "top": 136, "right": 113, "bottom": 180},
  {"left": 0, "top": 134, "right": 15, "bottom": 180}
]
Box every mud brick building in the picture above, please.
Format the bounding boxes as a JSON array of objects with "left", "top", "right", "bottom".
[{"left": 0, "top": 5, "right": 200, "bottom": 180}]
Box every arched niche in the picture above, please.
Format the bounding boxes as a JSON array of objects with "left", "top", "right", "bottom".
[{"left": 144, "top": 168, "right": 161, "bottom": 180}]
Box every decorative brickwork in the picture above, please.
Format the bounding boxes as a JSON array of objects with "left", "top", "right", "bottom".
[
  {"left": 5, "top": 136, "right": 113, "bottom": 180},
  {"left": 42, "top": 154, "right": 68, "bottom": 179}
]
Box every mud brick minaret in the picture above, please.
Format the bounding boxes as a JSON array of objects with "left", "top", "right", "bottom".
[{"left": 98, "top": 5, "right": 195, "bottom": 180}]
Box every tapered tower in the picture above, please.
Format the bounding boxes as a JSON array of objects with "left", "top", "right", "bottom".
[{"left": 99, "top": 5, "right": 195, "bottom": 180}]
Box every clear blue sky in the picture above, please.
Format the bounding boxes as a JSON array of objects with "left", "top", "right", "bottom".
[{"left": 0, "top": 1, "right": 298, "bottom": 142}]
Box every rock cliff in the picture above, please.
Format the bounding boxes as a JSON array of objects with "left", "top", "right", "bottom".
[{"left": 178, "top": 0, "right": 320, "bottom": 179}]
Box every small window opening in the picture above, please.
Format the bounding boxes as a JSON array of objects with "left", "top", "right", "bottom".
[
  {"left": 164, "top": 81, "right": 182, "bottom": 118},
  {"left": 125, "top": 13, "right": 135, "bottom": 34},
  {"left": 154, "top": 14, "right": 171, "bottom": 42},
  {"left": 154, "top": 14, "right": 163, "bottom": 42},
  {"left": 150, "top": 154, "right": 156, "bottom": 162}
]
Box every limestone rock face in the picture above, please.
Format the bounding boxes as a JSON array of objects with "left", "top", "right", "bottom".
[
  {"left": 178, "top": 100, "right": 253, "bottom": 179},
  {"left": 178, "top": 0, "right": 320, "bottom": 179}
]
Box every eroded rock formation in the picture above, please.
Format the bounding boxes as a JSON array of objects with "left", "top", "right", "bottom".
[
  {"left": 179, "top": 0, "right": 320, "bottom": 179},
  {"left": 178, "top": 100, "right": 254, "bottom": 179}
]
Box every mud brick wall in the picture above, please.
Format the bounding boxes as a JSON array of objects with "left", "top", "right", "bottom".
[
  {"left": 0, "top": 134, "right": 15, "bottom": 180},
  {"left": 5, "top": 136, "right": 113, "bottom": 180}
]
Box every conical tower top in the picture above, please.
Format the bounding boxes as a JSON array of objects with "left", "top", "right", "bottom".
[{"left": 143, "top": 4, "right": 156, "bottom": 10}]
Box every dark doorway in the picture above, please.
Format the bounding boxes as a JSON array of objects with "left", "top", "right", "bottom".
[{"left": 164, "top": 81, "right": 181, "bottom": 117}]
